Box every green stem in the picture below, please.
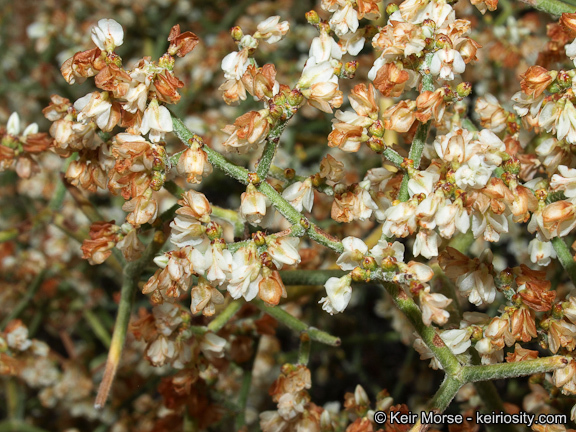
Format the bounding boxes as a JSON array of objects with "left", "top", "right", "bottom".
[
  {"left": 172, "top": 116, "right": 250, "bottom": 183},
  {"left": 397, "top": 55, "right": 434, "bottom": 203},
  {"left": 48, "top": 153, "right": 77, "bottom": 212},
  {"left": 279, "top": 270, "right": 347, "bottom": 285},
  {"left": 94, "top": 228, "right": 167, "bottom": 409},
  {"left": 172, "top": 115, "right": 344, "bottom": 254},
  {"left": 474, "top": 381, "right": 519, "bottom": 432},
  {"left": 427, "top": 376, "right": 462, "bottom": 413},
  {"left": 519, "top": 0, "right": 576, "bottom": 15},
  {"left": 207, "top": 300, "right": 243, "bottom": 333},
  {"left": 164, "top": 180, "right": 244, "bottom": 238},
  {"left": 383, "top": 148, "right": 404, "bottom": 167},
  {"left": 0, "top": 228, "right": 18, "bottom": 243},
  {"left": 0, "top": 270, "right": 46, "bottom": 331},
  {"left": 83, "top": 309, "right": 112, "bottom": 348},
  {"left": 380, "top": 281, "right": 461, "bottom": 374},
  {"left": 461, "top": 356, "right": 568, "bottom": 382},
  {"left": 256, "top": 114, "right": 294, "bottom": 179},
  {"left": 0, "top": 420, "right": 51, "bottom": 432},
  {"left": 551, "top": 237, "right": 576, "bottom": 287},
  {"left": 298, "top": 333, "right": 312, "bottom": 365},
  {"left": 253, "top": 298, "right": 340, "bottom": 346}
]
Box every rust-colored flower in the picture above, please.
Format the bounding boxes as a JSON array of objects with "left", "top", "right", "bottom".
[
  {"left": 520, "top": 66, "right": 554, "bottom": 98},
  {"left": 373, "top": 63, "right": 409, "bottom": 97},
  {"left": 167, "top": 24, "right": 199, "bottom": 57},
  {"left": 81, "top": 221, "right": 119, "bottom": 265}
]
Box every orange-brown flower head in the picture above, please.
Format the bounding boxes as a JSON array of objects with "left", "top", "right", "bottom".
[{"left": 167, "top": 25, "right": 200, "bottom": 57}]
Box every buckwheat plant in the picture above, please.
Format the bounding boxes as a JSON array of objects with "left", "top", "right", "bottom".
[{"left": 4, "top": 0, "right": 576, "bottom": 430}]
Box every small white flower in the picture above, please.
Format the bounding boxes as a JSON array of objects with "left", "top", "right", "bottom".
[
  {"left": 255, "top": 16, "right": 289, "bottom": 44},
  {"left": 528, "top": 238, "right": 557, "bottom": 266},
  {"left": 267, "top": 237, "right": 301, "bottom": 269},
  {"left": 140, "top": 101, "right": 173, "bottom": 143},
  {"left": 310, "top": 33, "right": 342, "bottom": 62},
  {"left": 440, "top": 329, "right": 472, "bottom": 354},
  {"left": 221, "top": 50, "right": 250, "bottom": 81},
  {"left": 454, "top": 154, "right": 493, "bottom": 190},
  {"left": 430, "top": 48, "right": 465, "bottom": 81},
  {"left": 324, "top": 275, "right": 352, "bottom": 313},
  {"left": 336, "top": 237, "right": 368, "bottom": 271},
  {"left": 200, "top": 332, "right": 226, "bottom": 358},
  {"left": 7, "top": 112, "right": 20, "bottom": 135},
  {"left": 413, "top": 229, "right": 439, "bottom": 259},
  {"left": 91, "top": 18, "right": 124, "bottom": 52},
  {"left": 282, "top": 178, "right": 314, "bottom": 212}
]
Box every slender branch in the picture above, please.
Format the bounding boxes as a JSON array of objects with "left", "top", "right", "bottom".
[
  {"left": 518, "top": 0, "right": 576, "bottom": 15},
  {"left": 164, "top": 180, "right": 244, "bottom": 238},
  {"left": 383, "top": 148, "right": 404, "bottom": 167},
  {"left": 279, "top": 269, "right": 347, "bottom": 285},
  {"left": 253, "top": 298, "right": 341, "bottom": 346},
  {"left": 0, "top": 228, "right": 18, "bottom": 243},
  {"left": 461, "top": 356, "right": 569, "bottom": 382},
  {"left": 409, "top": 377, "right": 462, "bottom": 432},
  {"left": 48, "top": 153, "right": 77, "bottom": 212},
  {"left": 256, "top": 113, "right": 294, "bottom": 179},
  {"left": 83, "top": 310, "right": 112, "bottom": 348},
  {"left": 474, "top": 381, "right": 520, "bottom": 432},
  {"left": 0, "top": 420, "right": 51, "bottom": 432},
  {"left": 298, "top": 332, "right": 312, "bottom": 365},
  {"left": 0, "top": 269, "right": 46, "bottom": 331},
  {"left": 94, "top": 227, "right": 168, "bottom": 409},
  {"left": 551, "top": 237, "right": 576, "bottom": 287},
  {"left": 398, "top": 55, "right": 435, "bottom": 203},
  {"left": 380, "top": 281, "right": 462, "bottom": 374},
  {"left": 171, "top": 115, "right": 344, "bottom": 254},
  {"left": 207, "top": 299, "right": 243, "bottom": 333},
  {"left": 172, "top": 116, "right": 250, "bottom": 183}
]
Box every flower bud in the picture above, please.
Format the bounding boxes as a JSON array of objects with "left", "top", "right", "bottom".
[
  {"left": 230, "top": 26, "right": 243, "bottom": 41},
  {"left": 305, "top": 10, "right": 320, "bottom": 25}
]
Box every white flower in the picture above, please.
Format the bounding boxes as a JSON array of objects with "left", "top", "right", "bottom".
[
  {"left": 147, "top": 335, "right": 175, "bottom": 366},
  {"left": 6, "top": 325, "right": 32, "bottom": 351},
  {"left": 407, "top": 167, "right": 440, "bottom": 196},
  {"left": 91, "top": 18, "right": 124, "bottom": 52},
  {"left": 7, "top": 112, "right": 20, "bottom": 135},
  {"left": 329, "top": 3, "right": 359, "bottom": 36},
  {"left": 310, "top": 33, "right": 342, "bottom": 62},
  {"left": 430, "top": 48, "right": 465, "bottom": 81},
  {"left": 298, "top": 58, "right": 336, "bottom": 89},
  {"left": 221, "top": 50, "right": 250, "bottom": 81},
  {"left": 454, "top": 154, "right": 493, "bottom": 190},
  {"left": 170, "top": 216, "right": 205, "bottom": 247},
  {"left": 228, "top": 244, "right": 261, "bottom": 301},
  {"left": 457, "top": 251, "right": 497, "bottom": 306},
  {"left": 74, "top": 92, "right": 113, "bottom": 131},
  {"left": 7, "top": 112, "right": 38, "bottom": 137},
  {"left": 370, "top": 240, "right": 405, "bottom": 263},
  {"left": 420, "top": 286, "right": 451, "bottom": 326},
  {"left": 282, "top": 178, "right": 314, "bottom": 212},
  {"left": 435, "top": 200, "right": 470, "bottom": 238},
  {"left": 338, "top": 30, "right": 365, "bottom": 56},
  {"left": 528, "top": 239, "right": 557, "bottom": 266},
  {"left": 440, "top": 329, "right": 472, "bottom": 354},
  {"left": 240, "top": 184, "right": 269, "bottom": 225},
  {"left": 323, "top": 275, "right": 352, "bottom": 314},
  {"left": 267, "top": 237, "right": 301, "bottom": 269},
  {"left": 140, "top": 101, "right": 173, "bottom": 143},
  {"left": 566, "top": 38, "right": 576, "bottom": 62},
  {"left": 255, "top": 16, "right": 289, "bottom": 44},
  {"left": 551, "top": 165, "right": 576, "bottom": 197},
  {"left": 200, "top": 332, "right": 226, "bottom": 359},
  {"left": 413, "top": 229, "right": 439, "bottom": 259},
  {"left": 336, "top": 237, "right": 368, "bottom": 270}
]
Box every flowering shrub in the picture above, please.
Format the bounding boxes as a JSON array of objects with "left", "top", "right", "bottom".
[{"left": 3, "top": 0, "right": 576, "bottom": 430}]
